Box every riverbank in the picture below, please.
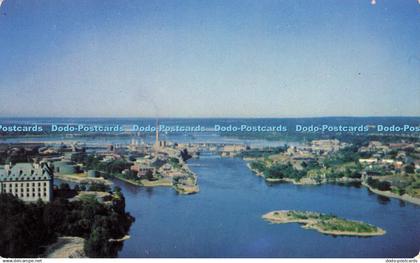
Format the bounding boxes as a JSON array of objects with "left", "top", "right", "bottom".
[
  {"left": 247, "top": 161, "right": 361, "bottom": 185},
  {"left": 246, "top": 161, "right": 420, "bottom": 206},
  {"left": 109, "top": 235, "right": 130, "bottom": 242},
  {"left": 246, "top": 162, "right": 263, "bottom": 176},
  {"left": 263, "top": 210, "right": 386, "bottom": 237},
  {"left": 362, "top": 182, "right": 420, "bottom": 206},
  {"left": 114, "top": 173, "right": 199, "bottom": 195},
  {"left": 265, "top": 176, "right": 362, "bottom": 185},
  {"left": 45, "top": 237, "right": 86, "bottom": 258},
  {"left": 114, "top": 174, "right": 172, "bottom": 187}
]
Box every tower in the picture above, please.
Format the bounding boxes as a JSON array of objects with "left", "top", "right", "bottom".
[
  {"left": 155, "top": 119, "right": 159, "bottom": 147},
  {"left": 153, "top": 119, "right": 160, "bottom": 152}
]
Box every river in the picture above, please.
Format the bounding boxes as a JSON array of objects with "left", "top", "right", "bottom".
[{"left": 113, "top": 153, "right": 420, "bottom": 258}]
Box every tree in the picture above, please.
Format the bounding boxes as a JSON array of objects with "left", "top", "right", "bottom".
[
  {"left": 367, "top": 177, "right": 391, "bottom": 191},
  {"left": 0, "top": 189, "right": 133, "bottom": 258},
  {"left": 404, "top": 164, "right": 415, "bottom": 174},
  {"left": 59, "top": 183, "right": 71, "bottom": 191},
  {"left": 180, "top": 149, "right": 192, "bottom": 162},
  {"left": 0, "top": 194, "right": 55, "bottom": 257},
  {"left": 84, "top": 227, "right": 111, "bottom": 257}
]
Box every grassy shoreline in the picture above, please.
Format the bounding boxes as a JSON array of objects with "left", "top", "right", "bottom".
[
  {"left": 247, "top": 161, "right": 420, "bottom": 206},
  {"left": 362, "top": 182, "right": 420, "bottom": 206}
]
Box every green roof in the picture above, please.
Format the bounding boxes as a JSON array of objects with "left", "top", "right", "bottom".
[{"left": 0, "top": 163, "right": 52, "bottom": 182}]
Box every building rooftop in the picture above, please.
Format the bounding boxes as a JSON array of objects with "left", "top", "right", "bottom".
[{"left": 0, "top": 163, "right": 52, "bottom": 182}]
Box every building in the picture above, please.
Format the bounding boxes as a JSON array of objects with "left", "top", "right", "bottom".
[
  {"left": 130, "top": 158, "right": 156, "bottom": 178},
  {"left": 0, "top": 162, "right": 54, "bottom": 202},
  {"left": 220, "top": 144, "right": 247, "bottom": 157},
  {"left": 130, "top": 163, "right": 156, "bottom": 178},
  {"left": 310, "top": 139, "right": 346, "bottom": 154},
  {"left": 128, "top": 138, "right": 149, "bottom": 153},
  {"left": 52, "top": 160, "right": 79, "bottom": 174},
  {"left": 359, "top": 141, "right": 390, "bottom": 154}
]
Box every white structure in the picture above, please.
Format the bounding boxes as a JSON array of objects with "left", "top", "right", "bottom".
[
  {"left": 310, "top": 139, "right": 346, "bottom": 154},
  {"left": 0, "top": 163, "right": 53, "bottom": 202}
]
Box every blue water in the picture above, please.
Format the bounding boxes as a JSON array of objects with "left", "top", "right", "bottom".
[{"left": 114, "top": 154, "right": 420, "bottom": 258}]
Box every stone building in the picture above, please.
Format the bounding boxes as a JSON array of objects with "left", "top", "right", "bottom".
[{"left": 0, "top": 162, "right": 53, "bottom": 202}]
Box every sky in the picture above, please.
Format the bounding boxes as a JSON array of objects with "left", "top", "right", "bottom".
[{"left": 0, "top": 0, "right": 419, "bottom": 118}]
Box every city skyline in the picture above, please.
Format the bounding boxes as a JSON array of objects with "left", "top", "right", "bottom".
[{"left": 0, "top": 0, "right": 420, "bottom": 118}]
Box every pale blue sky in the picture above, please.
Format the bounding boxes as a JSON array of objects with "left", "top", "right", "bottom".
[{"left": 0, "top": 0, "right": 419, "bottom": 117}]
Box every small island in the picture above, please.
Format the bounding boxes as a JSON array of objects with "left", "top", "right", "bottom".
[{"left": 262, "top": 210, "right": 385, "bottom": 237}]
